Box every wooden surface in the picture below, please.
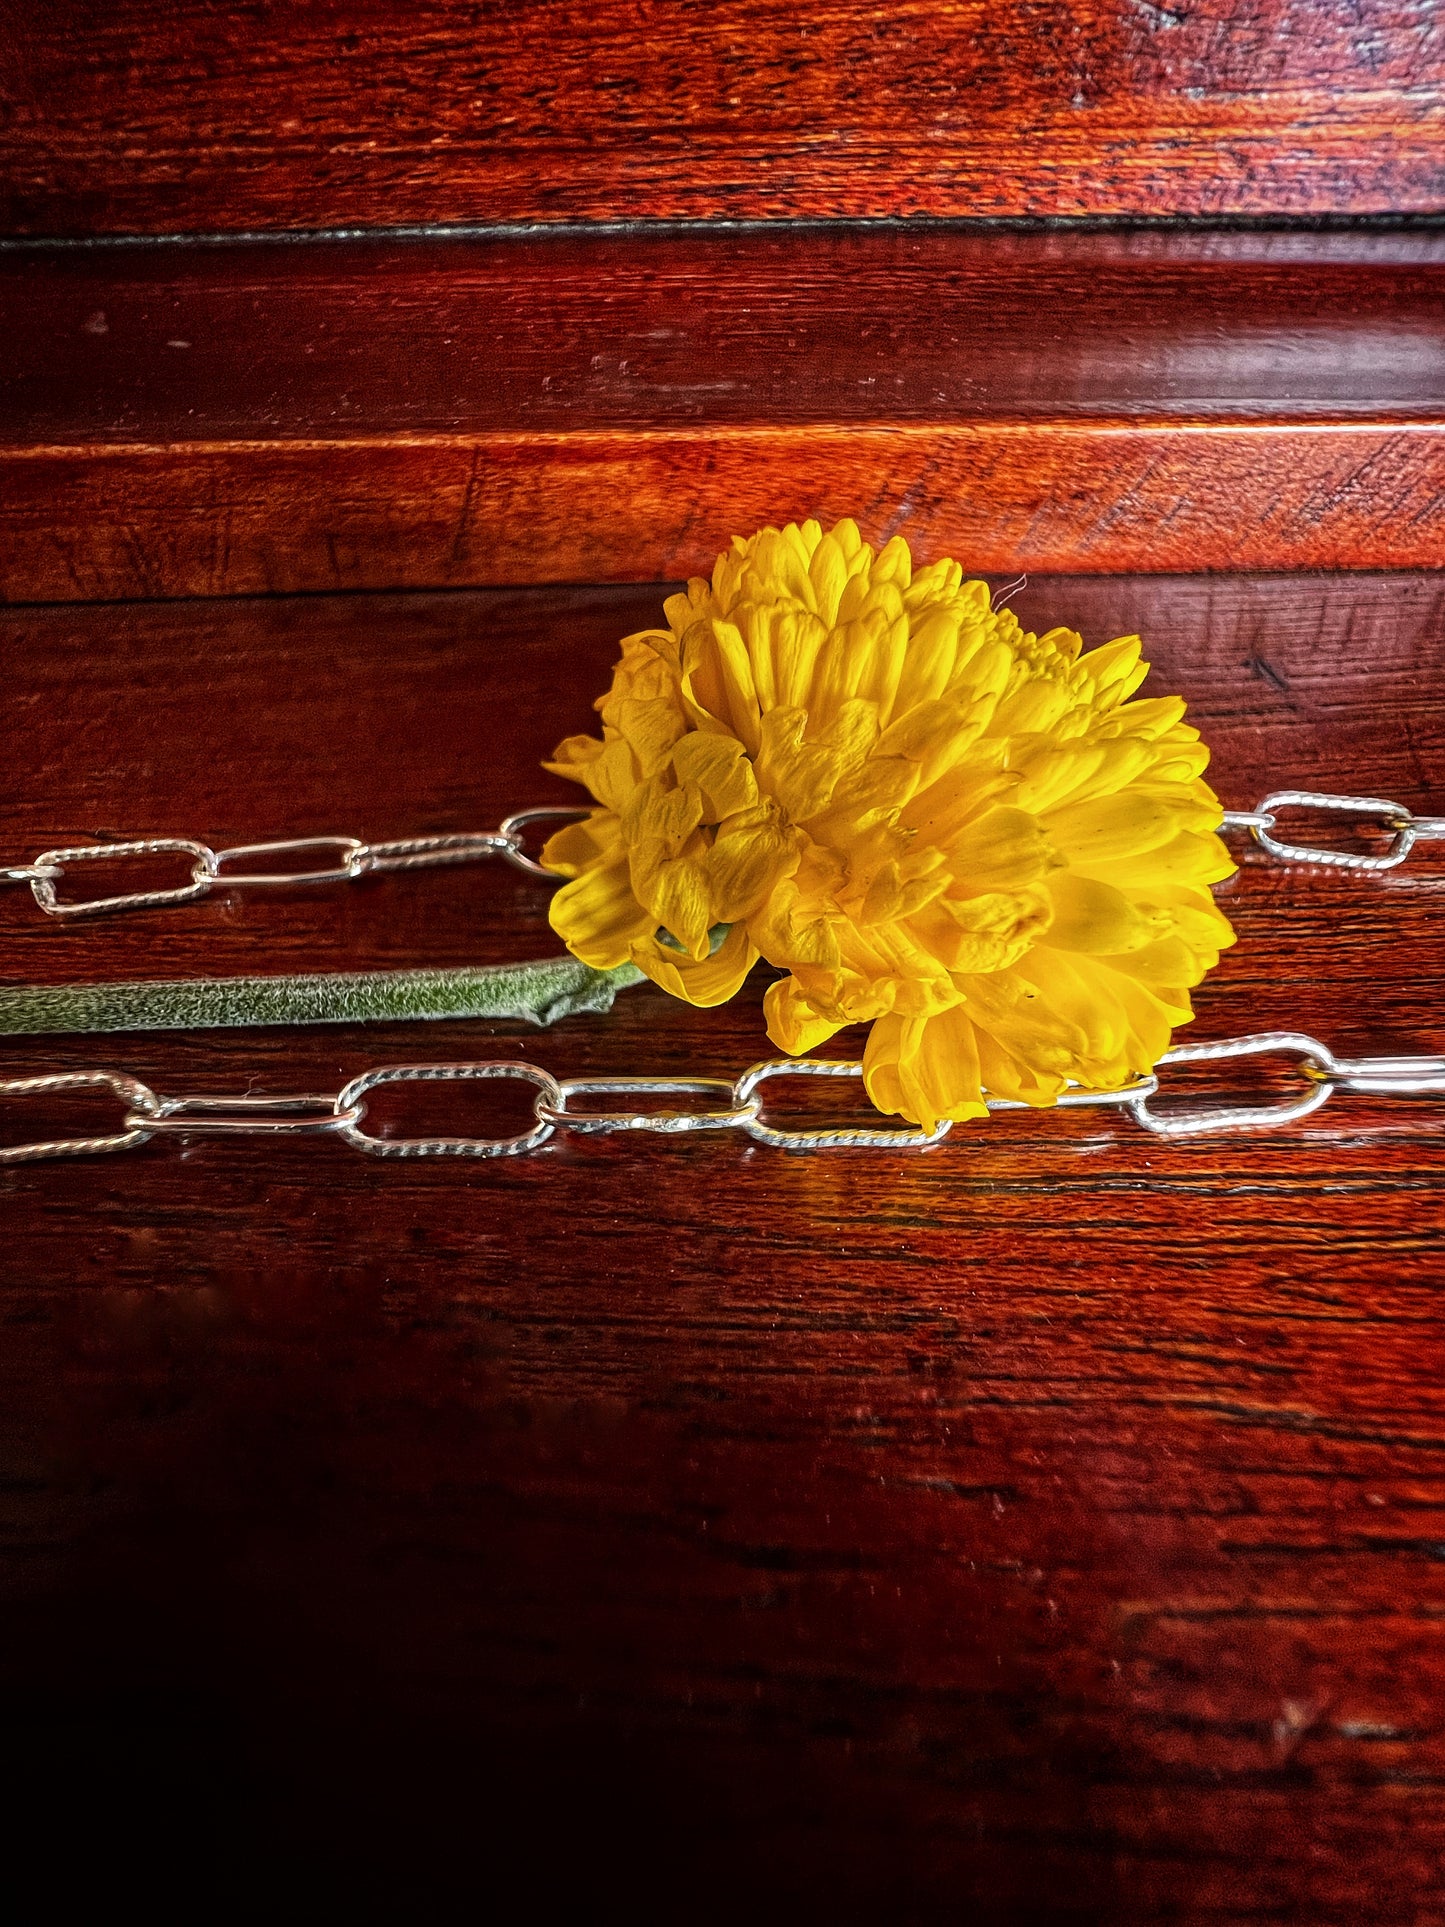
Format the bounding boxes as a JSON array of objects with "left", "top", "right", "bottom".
[
  {"left": 2, "top": 0, "right": 1442, "bottom": 233},
  {"left": 5, "top": 227, "right": 1443, "bottom": 600},
  {"left": 3, "top": 574, "right": 1445, "bottom": 1919}
]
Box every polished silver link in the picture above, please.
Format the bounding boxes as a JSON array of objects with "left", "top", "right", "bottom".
[
  {"left": 1308, "top": 1050, "right": 1445, "bottom": 1097},
  {"left": 1223, "top": 792, "right": 1421, "bottom": 871},
  {"left": 734, "top": 1059, "right": 954, "bottom": 1150},
  {"left": 496, "top": 807, "right": 592, "bottom": 878},
  {"left": 29, "top": 838, "right": 219, "bottom": 917},
  {"left": 125, "top": 1092, "right": 362, "bottom": 1136},
  {"left": 334, "top": 1062, "right": 561, "bottom": 1158},
  {"left": 0, "top": 1069, "right": 161, "bottom": 1162},
  {"left": 1132, "top": 1031, "right": 1445, "bottom": 1137},
  {"left": 537, "top": 1075, "right": 761, "bottom": 1135},
  {"left": 1130, "top": 1031, "right": 1338, "bottom": 1137},
  {"left": 1, "top": 863, "right": 61, "bottom": 885},
  {"left": 210, "top": 836, "right": 369, "bottom": 888}
]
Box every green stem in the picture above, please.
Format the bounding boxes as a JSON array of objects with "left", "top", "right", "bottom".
[{"left": 0, "top": 957, "right": 643, "bottom": 1037}]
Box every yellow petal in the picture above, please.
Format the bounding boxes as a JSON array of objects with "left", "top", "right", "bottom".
[
  {"left": 706, "top": 805, "right": 799, "bottom": 923},
  {"left": 549, "top": 856, "right": 656, "bottom": 969},
  {"left": 875, "top": 695, "right": 986, "bottom": 788},
  {"left": 648, "top": 856, "right": 714, "bottom": 959},
  {"left": 680, "top": 617, "right": 762, "bottom": 752},
  {"left": 763, "top": 975, "right": 849, "bottom": 1054},
  {"left": 540, "top": 811, "right": 617, "bottom": 879},
  {"left": 621, "top": 774, "right": 704, "bottom": 855},
  {"left": 611, "top": 695, "right": 688, "bottom": 775},
  {"left": 1044, "top": 790, "right": 1200, "bottom": 865},
  {"left": 1077, "top": 635, "right": 1150, "bottom": 707},
  {"left": 668, "top": 729, "right": 759, "bottom": 821},
  {"left": 1041, "top": 870, "right": 1159, "bottom": 955},
  {"left": 1084, "top": 828, "right": 1236, "bottom": 891},
  {"left": 943, "top": 806, "right": 1055, "bottom": 895},
  {"left": 754, "top": 705, "right": 849, "bottom": 823},
  {"left": 632, "top": 923, "right": 758, "bottom": 1007},
  {"left": 973, "top": 1027, "right": 1069, "bottom": 1108},
  {"left": 956, "top": 970, "right": 1087, "bottom": 1075},
  {"left": 863, "top": 1006, "right": 988, "bottom": 1131}
]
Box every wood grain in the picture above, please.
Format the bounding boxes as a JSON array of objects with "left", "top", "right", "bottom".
[
  {"left": 1, "top": 0, "right": 1442, "bottom": 234},
  {"left": 4, "top": 228, "right": 1442, "bottom": 600},
  {"left": 2, "top": 575, "right": 1444, "bottom": 1919}
]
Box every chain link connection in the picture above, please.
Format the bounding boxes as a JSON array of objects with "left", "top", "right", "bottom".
[
  {"left": 3, "top": 791, "right": 1441, "bottom": 920},
  {"left": 2, "top": 1033, "right": 1443, "bottom": 1165}
]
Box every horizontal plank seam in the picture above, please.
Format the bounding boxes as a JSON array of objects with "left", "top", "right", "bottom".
[
  {"left": 6, "top": 212, "right": 1445, "bottom": 251},
  {"left": 6, "top": 418, "right": 1444, "bottom": 460}
]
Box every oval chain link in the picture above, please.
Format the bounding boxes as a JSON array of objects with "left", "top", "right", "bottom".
[{"left": 1221, "top": 792, "right": 1445, "bottom": 872}]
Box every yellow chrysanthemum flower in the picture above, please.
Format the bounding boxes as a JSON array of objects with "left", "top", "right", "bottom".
[{"left": 542, "top": 518, "right": 1235, "bottom": 1130}]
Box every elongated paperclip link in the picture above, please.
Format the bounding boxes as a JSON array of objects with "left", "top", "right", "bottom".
[
  {"left": 537, "top": 1076, "right": 761, "bottom": 1135},
  {"left": 1221, "top": 791, "right": 1445, "bottom": 872},
  {"left": 5, "top": 1035, "right": 1440, "bottom": 1165},
  {"left": 0, "top": 1070, "right": 162, "bottom": 1163},
  {"left": 1129, "top": 1031, "right": 1445, "bottom": 1138}
]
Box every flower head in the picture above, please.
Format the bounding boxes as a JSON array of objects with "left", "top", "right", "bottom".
[{"left": 543, "top": 519, "right": 1235, "bottom": 1129}]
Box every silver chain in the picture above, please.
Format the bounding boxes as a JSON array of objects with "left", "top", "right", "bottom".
[
  {"left": 2, "top": 792, "right": 1442, "bottom": 919},
  {"left": 2, "top": 1034, "right": 1444, "bottom": 1165},
  {"left": 0, "top": 808, "right": 580, "bottom": 917}
]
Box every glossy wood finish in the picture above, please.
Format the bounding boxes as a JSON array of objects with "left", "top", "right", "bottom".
[
  {"left": 4, "top": 228, "right": 1442, "bottom": 600},
  {"left": 2, "top": 1, "right": 1442, "bottom": 234},
  {"left": 3, "top": 576, "right": 1444, "bottom": 1919}
]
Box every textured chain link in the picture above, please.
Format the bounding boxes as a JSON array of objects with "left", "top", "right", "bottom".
[
  {"left": 0, "top": 809, "right": 581, "bottom": 917},
  {"left": 1221, "top": 792, "right": 1445, "bottom": 872},
  {"left": 2, "top": 1034, "right": 1443, "bottom": 1165},
  {"left": 3, "top": 793, "right": 1442, "bottom": 920}
]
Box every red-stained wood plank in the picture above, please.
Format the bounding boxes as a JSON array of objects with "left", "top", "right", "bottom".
[
  {"left": 8, "top": 422, "right": 1443, "bottom": 602},
  {"left": 1, "top": 0, "right": 1442, "bottom": 233},
  {"left": 10, "top": 230, "right": 1444, "bottom": 441},
  {"left": 4, "top": 229, "right": 1442, "bottom": 599},
  {"left": 2, "top": 574, "right": 1443, "bottom": 1917}
]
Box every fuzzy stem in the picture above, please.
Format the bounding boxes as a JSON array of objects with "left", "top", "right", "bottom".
[{"left": 0, "top": 957, "right": 643, "bottom": 1037}]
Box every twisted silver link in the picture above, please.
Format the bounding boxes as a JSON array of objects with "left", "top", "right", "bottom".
[
  {"left": 0, "top": 1070, "right": 161, "bottom": 1162},
  {"left": 1221, "top": 791, "right": 1444, "bottom": 872},
  {"left": 2, "top": 1035, "right": 1443, "bottom": 1166},
  {"left": 128, "top": 1092, "right": 363, "bottom": 1137},
  {"left": 334, "top": 1062, "right": 562, "bottom": 1158},
  {"left": 736, "top": 1060, "right": 953, "bottom": 1149},
  {"left": 211, "top": 837, "right": 369, "bottom": 888},
  {"left": 27, "top": 838, "right": 219, "bottom": 918}
]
